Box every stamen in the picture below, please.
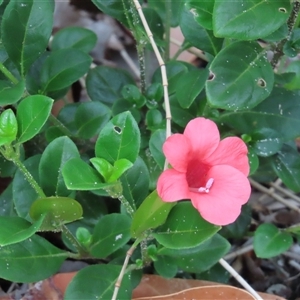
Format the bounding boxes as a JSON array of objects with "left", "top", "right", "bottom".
[{"left": 198, "top": 178, "right": 214, "bottom": 193}]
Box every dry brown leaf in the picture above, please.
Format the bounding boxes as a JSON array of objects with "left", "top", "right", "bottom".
[{"left": 132, "top": 274, "right": 287, "bottom": 300}]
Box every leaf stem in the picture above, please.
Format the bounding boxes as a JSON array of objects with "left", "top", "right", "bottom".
[
  {"left": 61, "top": 224, "right": 89, "bottom": 257},
  {"left": 0, "top": 62, "right": 19, "bottom": 84},
  {"left": 271, "top": 1, "right": 300, "bottom": 68},
  {"left": 112, "top": 239, "right": 141, "bottom": 300},
  {"left": 49, "top": 114, "right": 73, "bottom": 137}
]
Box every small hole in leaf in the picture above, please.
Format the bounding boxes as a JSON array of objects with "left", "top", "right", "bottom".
[
  {"left": 257, "top": 78, "right": 266, "bottom": 87},
  {"left": 278, "top": 7, "right": 287, "bottom": 13},
  {"left": 114, "top": 126, "right": 122, "bottom": 134},
  {"left": 208, "top": 72, "right": 215, "bottom": 81}
]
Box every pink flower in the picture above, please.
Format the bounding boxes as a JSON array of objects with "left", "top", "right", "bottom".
[{"left": 157, "top": 117, "right": 251, "bottom": 226}]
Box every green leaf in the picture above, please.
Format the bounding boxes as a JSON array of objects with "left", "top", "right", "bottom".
[
  {"left": 271, "top": 144, "right": 300, "bottom": 192},
  {"left": 17, "top": 95, "right": 53, "bottom": 143},
  {"left": 0, "top": 184, "right": 15, "bottom": 216},
  {"left": 158, "top": 234, "right": 230, "bottom": 273},
  {"left": 131, "top": 190, "right": 175, "bottom": 238},
  {"left": 86, "top": 66, "right": 135, "bottom": 106},
  {"left": 2, "top": 0, "right": 54, "bottom": 76},
  {"left": 254, "top": 223, "right": 293, "bottom": 258},
  {"left": 90, "top": 214, "right": 131, "bottom": 258},
  {"left": 149, "top": 129, "right": 165, "bottom": 170},
  {"left": 62, "top": 157, "right": 114, "bottom": 190},
  {"left": 154, "top": 256, "right": 178, "bottom": 278},
  {"left": 75, "top": 101, "right": 111, "bottom": 139},
  {"left": 206, "top": 41, "right": 274, "bottom": 110},
  {"left": 39, "top": 137, "right": 80, "bottom": 196},
  {"left": 109, "top": 159, "right": 133, "bottom": 182},
  {"left": 176, "top": 69, "right": 208, "bottom": 108},
  {"left": 13, "top": 155, "right": 41, "bottom": 220},
  {"left": 90, "top": 157, "right": 114, "bottom": 182},
  {"left": 0, "top": 109, "right": 18, "bottom": 146},
  {"left": 220, "top": 88, "right": 300, "bottom": 140},
  {"left": 40, "top": 48, "right": 92, "bottom": 93},
  {"left": 0, "top": 79, "right": 25, "bottom": 105},
  {"left": 65, "top": 264, "right": 131, "bottom": 300},
  {"left": 51, "top": 26, "right": 97, "bottom": 53},
  {"left": 95, "top": 111, "right": 140, "bottom": 164},
  {"left": 180, "top": 7, "right": 223, "bottom": 56},
  {"left": 248, "top": 146, "right": 259, "bottom": 175},
  {"left": 186, "top": 0, "right": 214, "bottom": 30},
  {"left": 213, "top": 0, "right": 291, "bottom": 40},
  {"left": 91, "top": 0, "right": 128, "bottom": 25},
  {"left": 120, "top": 156, "right": 150, "bottom": 210},
  {"left": 0, "top": 215, "right": 45, "bottom": 246},
  {"left": 148, "top": 0, "right": 184, "bottom": 27},
  {"left": 0, "top": 234, "right": 67, "bottom": 282},
  {"left": 251, "top": 128, "right": 283, "bottom": 157},
  {"left": 153, "top": 202, "right": 221, "bottom": 249},
  {"left": 152, "top": 61, "right": 188, "bottom": 95},
  {"left": 29, "top": 197, "right": 83, "bottom": 231}
]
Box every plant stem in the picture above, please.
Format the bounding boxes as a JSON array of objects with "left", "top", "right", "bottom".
[
  {"left": 137, "top": 44, "right": 146, "bottom": 94},
  {"left": 105, "top": 182, "right": 135, "bottom": 217},
  {"left": 0, "top": 62, "right": 19, "bottom": 84},
  {"left": 112, "top": 239, "right": 141, "bottom": 300},
  {"left": 49, "top": 114, "right": 73, "bottom": 137},
  {"left": 164, "top": 0, "right": 171, "bottom": 61},
  {"left": 3, "top": 145, "right": 46, "bottom": 198},
  {"left": 271, "top": 1, "right": 300, "bottom": 68}
]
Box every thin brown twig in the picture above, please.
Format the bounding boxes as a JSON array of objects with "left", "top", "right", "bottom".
[
  {"left": 250, "top": 178, "right": 300, "bottom": 214},
  {"left": 269, "top": 181, "right": 300, "bottom": 204}
]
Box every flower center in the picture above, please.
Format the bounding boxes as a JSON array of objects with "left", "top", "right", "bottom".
[{"left": 189, "top": 178, "right": 214, "bottom": 194}]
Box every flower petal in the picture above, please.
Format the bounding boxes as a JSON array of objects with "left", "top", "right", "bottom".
[
  {"left": 206, "top": 137, "right": 250, "bottom": 176},
  {"left": 183, "top": 118, "right": 220, "bottom": 159},
  {"left": 190, "top": 165, "right": 251, "bottom": 225},
  {"left": 163, "top": 134, "right": 192, "bottom": 172},
  {"left": 157, "top": 169, "right": 190, "bottom": 202}
]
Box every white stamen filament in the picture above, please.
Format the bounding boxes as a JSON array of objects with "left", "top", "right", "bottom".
[{"left": 198, "top": 178, "right": 214, "bottom": 193}]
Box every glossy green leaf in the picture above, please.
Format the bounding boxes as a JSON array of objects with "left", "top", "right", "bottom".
[
  {"left": 220, "top": 88, "right": 300, "bottom": 140},
  {"left": 109, "top": 159, "right": 133, "bottom": 182},
  {"left": 186, "top": 0, "right": 214, "bottom": 30},
  {"left": 17, "top": 95, "right": 53, "bottom": 143},
  {"left": 251, "top": 128, "right": 283, "bottom": 157},
  {"left": 206, "top": 41, "right": 274, "bottom": 110},
  {"left": 149, "top": 129, "right": 165, "bottom": 170},
  {"left": 0, "top": 234, "right": 67, "bottom": 282},
  {"left": 0, "top": 109, "right": 18, "bottom": 146},
  {"left": 120, "top": 156, "right": 150, "bottom": 210},
  {"left": 51, "top": 26, "right": 97, "bottom": 53},
  {"left": 40, "top": 48, "right": 92, "bottom": 93},
  {"left": 254, "top": 223, "right": 293, "bottom": 258},
  {"left": 13, "top": 155, "right": 41, "bottom": 220},
  {"left": 65, "top": 264, "right": 131, "bottom": 300},
  {"left": 76, "top": 227, "right": 92, "bottom": 247},
  {"left": 0, "top": 215, "right": 45, "bottom": 246},
  {"left": 95, "top": 111, "right": 140, "bottom": 164},
  {"left": 86, "top": 66, "right": 135, "bottom": 106},
  {"left": 180, "top": 8, "right": 223, "bottom": 56},
  {"left": 146, "top": 109, "right": 163, "bottom": 130},
  {"left": 248, "top": 146, "right": 259, "bottom": 175},
  {"left": 0, "top": 79, "right": 25, "bottom": 105},
  {"left": 39, "top": 136, "right": 80, "bottom": 196},
  {"left": 29, "top": 196, "right": 83, "bottom": 231},
  {"left": 153, "top": 202, "right": 221, "bottom": 249},
  {"left": 213, "top": 0, "right": 291, "bottom": 40},
  {"left": 90, "top": 157, "right": 114, "bottom": 182},
  {"left": 90, "top": 214, "right": 131, "bottom": 258},
  {"left": 271, "top": 144, "right": 300, "bottom": 192},
  {"left": 131, "top": 190, "right": 175, "bottom": 238},
  {"left": 1, "top": 0, "right": 53, "bottom": 76},
  {"left": 75, "top": 101, "right": 111, "bottom": 139},
  {"left": 158, "top": 234, "right": 230, "bottom": 273},
  {"left": 62, "top": 157, "right": 114, "bottom": 190},
  {"left": 0, "top": 184, "right": 15, "bottom": 216},
  {"left": 176, "top": 69, "right": 208, "bottom": 109}
]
